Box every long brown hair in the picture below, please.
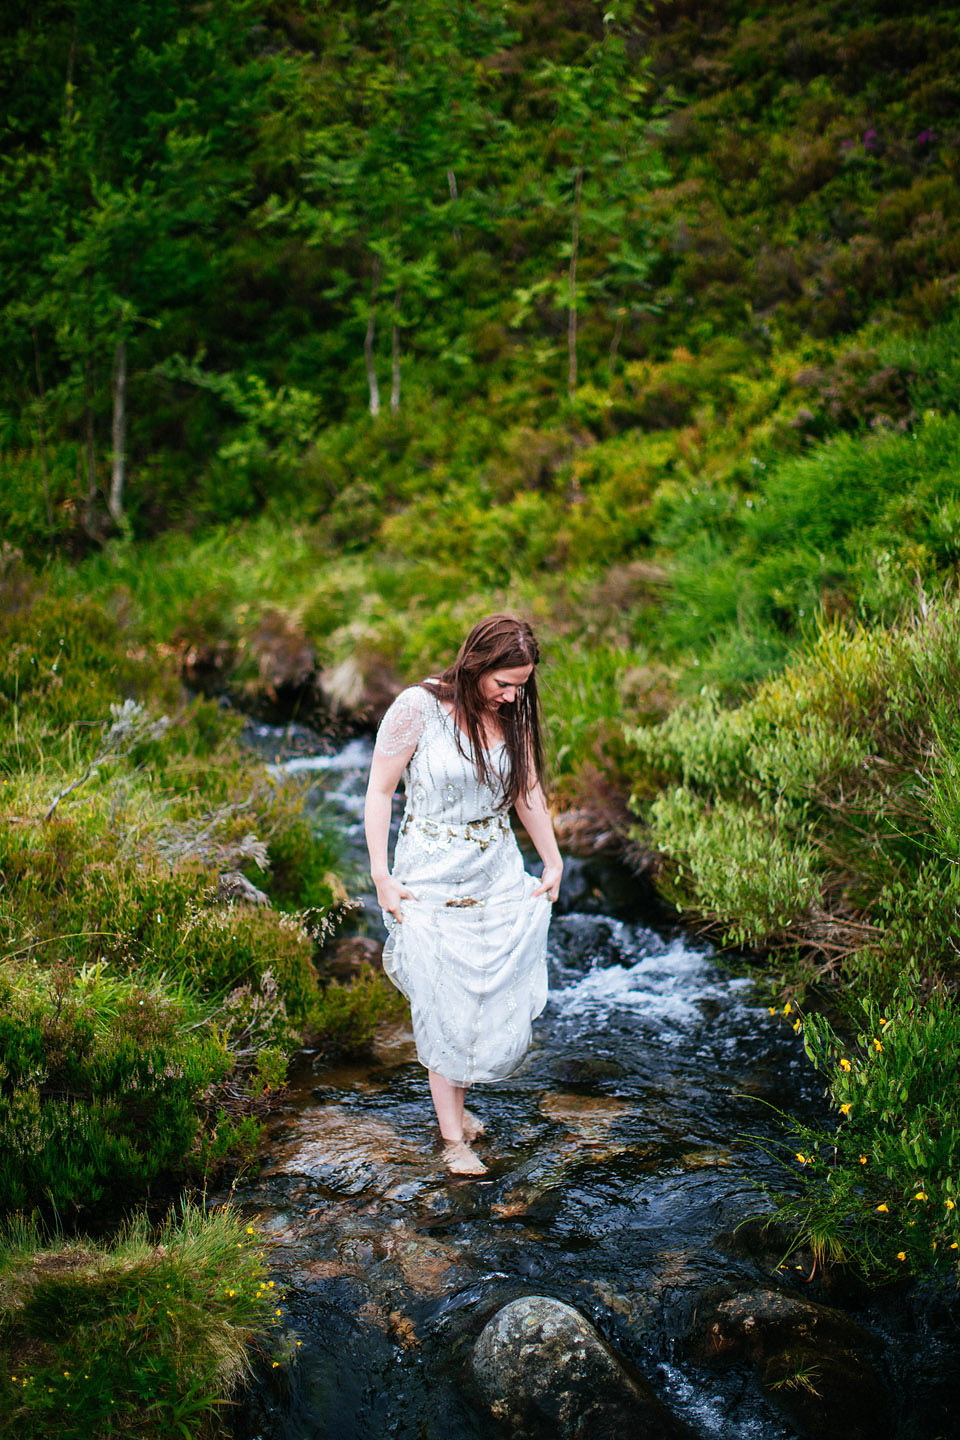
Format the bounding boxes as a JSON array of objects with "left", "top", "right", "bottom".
[{"left": 422, "top": 614, "right": 544, "bottom": 809}]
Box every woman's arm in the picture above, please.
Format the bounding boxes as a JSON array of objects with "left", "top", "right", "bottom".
[
  {"left": 364, "top": 744, "right": 419, "bottom": 921},
  {"left": 514, "top": 783, "right": 563, "bottom": 902}
]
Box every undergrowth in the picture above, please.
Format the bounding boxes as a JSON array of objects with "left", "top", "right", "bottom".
[{"left": 0, "top": 1205, "right": 287, "bottom": 1440}]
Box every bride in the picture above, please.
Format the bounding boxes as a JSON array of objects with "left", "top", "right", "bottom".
[{"left": 364, "top": 615, "right": 563, "bottom": 1175}]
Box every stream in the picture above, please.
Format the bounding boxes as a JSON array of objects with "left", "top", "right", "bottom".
[{"left": 228, "top": 727, "right": 960, "bottom": 1440}]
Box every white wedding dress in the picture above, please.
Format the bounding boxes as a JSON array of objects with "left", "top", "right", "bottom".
[{"left": 375, "top": 685, "right": 552, "bottom": 1086}]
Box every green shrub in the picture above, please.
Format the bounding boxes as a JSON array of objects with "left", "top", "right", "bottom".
[
  {"left": 654, "top": 407, "right": 960, "bottom": 691},
  {"left": 0, "top": 586, "right": 170, "bottom": 775},
  {"left": 305, "top": 965, "right": 408, "bottom": 1058},
  {"left": 0, "top": 966, "right": 231, "bottom": 1214},
  {"left": 0, "top": 810, "right": 323, "bottom": 1018},
  {"left": 629, "top": 596, "right": 960, "bottom": 978},
  {"left": 772, "top": 984, "right": 960, "bottom": 1280},
  {"left": 649, "top": 788, "right": 820, "bottom": 945}
]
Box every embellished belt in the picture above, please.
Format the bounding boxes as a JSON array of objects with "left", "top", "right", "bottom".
[{"left": 399, "top": 812, "right": 510, "bottom": 853}]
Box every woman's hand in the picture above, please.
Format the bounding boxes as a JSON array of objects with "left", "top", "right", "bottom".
[
  {"left": 375, "top": 874, "right": 418, "bottom": 922},
  {"left": 532, "top": 863, "right": 563, "bottom": 903}
]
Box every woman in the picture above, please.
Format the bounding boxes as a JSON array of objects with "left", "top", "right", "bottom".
[{"left": 364, "top": 615, "right": 563, "bottom": 1176}]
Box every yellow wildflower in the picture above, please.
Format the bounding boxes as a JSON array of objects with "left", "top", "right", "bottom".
[
  {"left": 859, "top": 1155, "right": 868, "bottom": 1165},
  {"left": 946, "top": 1199, "right": 955, "bottom": 1211},
  {"left": 272, "top": 1361, "right": 279, "bottom": 1368},
  {"left": 768, "top": 1006, "right": 776, "bottom": 1015},
  {"left": 784, "top": 1002, "right": 793, "bottom": 1016},
  {"left": 839, "top": 1058, "right": 852, "bottom": 1072},
  {"left": 840, "top": 1103, "right": 852, "bottom": 1116},
  {"left": 913, "top": 1192, "right": 928, "bottom": 1202},
  {"left": 876, "top": 1203, "right": 889, "bottom": 1213},
  {"left": 951, "top": 1243, "right": 958, "bottom": 1250},
  {"left": 793, "top": 1020, "right": 801, "bottom": 1032},
  {"left": 896, "top": 1251, "right": 906, "bottom": 1261},
  {"left": 873, "top": 1038, "right": 883, "bottom": 1052}
]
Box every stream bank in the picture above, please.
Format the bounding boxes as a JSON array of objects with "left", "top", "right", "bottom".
[{"left": 225, "top": 728, "right": 960, "bottom": 1440}]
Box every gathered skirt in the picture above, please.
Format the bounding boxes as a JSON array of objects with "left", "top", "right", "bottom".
[{"left": 382, "top": 812, "right": 551, "bottom": 1085}]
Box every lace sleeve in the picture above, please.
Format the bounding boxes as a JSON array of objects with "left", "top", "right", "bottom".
[{"left": 375, "top": 686, "right": 432, "bottom": 758}]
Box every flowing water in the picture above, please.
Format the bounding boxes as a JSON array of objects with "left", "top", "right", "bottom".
[{"left": 229, "top": 728, "right": 959, "bottom": 1440}]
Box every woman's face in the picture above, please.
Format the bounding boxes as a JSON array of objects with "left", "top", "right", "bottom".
[{"left": 478, "top": 664, "right": 533, "bottom": 711}]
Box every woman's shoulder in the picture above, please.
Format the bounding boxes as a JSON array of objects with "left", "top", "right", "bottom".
[
  {"left": 396, "top": 681, "right": 441, "bottom": 712},
  {"left": 375, "top": 683, "right": 440, "bottom": 757}
]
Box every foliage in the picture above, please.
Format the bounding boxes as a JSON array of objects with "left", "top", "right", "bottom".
[
  {"left": 4, "top": 0, "right": 960, "bottom": 1300},
  {"left": 0, "top": 569, "right": 386, "bottom": 1225},
  {"left": 0, "top": 1205, "right": 285, "bottom": 1440},
  {"left": 0, "top": 963, "right": 231, "bottom": 1215},
  {"left": 305, "top": 965, "right": 409, "bottom": 1060},
  {"left": 629, "top": 596, "right": 960, "bottom": 990},
  {"left": 771, "top": 985, "right": 960, "bottom": 1281}
]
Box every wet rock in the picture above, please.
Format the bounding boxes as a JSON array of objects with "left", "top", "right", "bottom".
[
  {"left": 552, "top": 813, "right": 621, "bottom": 859},
  {"left": 260, "top": 1104, "right": 430, "bottom": 1194},
  {"left": 380, "top": 1230, "right": 471, "bottom": 1298},
  {"left": 693, "top": 1288, "right": 888, "bottom": 1440},
  {"left": 548, "top": 916, "right": 632, "bottom": 974},
  {"left": 715, "top": 1214, "right": 817, "bottom": 1279},
  {"left": 539, "top": 1092, "right": 631, "bottom": 1138},
  {"left": 546, "top": 1055, "right": 627, "bottom": 1085},
  {"left": 677, "top": 1146, "right": 733, "bottom": 1171},
  {"left": 248, "top": 608, "right": 317, "bottom": 698},
  {"left": 370, "top": 1020, "right": 418, "bottom": 1068},
  {"left": 470, "top": 1295, "right": 694, "bottom": 1439},
  {"left": 554, "top": 854, "right": 661, "bottom": 919},
  {"left": 322, "top": 934, "right": 384, "bottom": 978},
  {"left": 217, "top": 869, "right": 270, "bottom": 906}
]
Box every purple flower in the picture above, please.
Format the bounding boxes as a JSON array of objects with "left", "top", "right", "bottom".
[
  {"left": 863, "top": 128, "right": 879, "bottom": 152},
  {"left": 916, "top": 129, "right": 934, "bottom": 147}
]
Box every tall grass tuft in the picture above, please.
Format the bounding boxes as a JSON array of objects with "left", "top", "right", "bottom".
[{"left": 0, "top": 1205, "right": 283, "bottom": 1440}]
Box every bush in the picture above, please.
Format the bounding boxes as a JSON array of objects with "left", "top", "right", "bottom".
[
  {"left": 654, "top": 406, "right": 960, "bottom": 691},
  {"left": 773, "top": 983, "right": 960, "bottom": 1280},
  {"left": 0, "top": 966, "right": 230, "bottom": 1214},
  {"left": 629, "top": 595, "right": 960, "bottom": 983},
  {"left": 305, "top": 965, "right": 409, "bottom": 1058}
]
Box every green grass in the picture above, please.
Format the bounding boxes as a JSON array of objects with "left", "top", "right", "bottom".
[{"left": 0, "top": 1205, "right": 285, "bottom": 1440}]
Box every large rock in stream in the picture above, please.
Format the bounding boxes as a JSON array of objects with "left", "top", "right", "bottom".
[
  {"left": 470, "top": 1295, "right": 693, "bottom": 1440},
  {"left": 692, "top": 1287, "right": 888, "bottom": 1440}
]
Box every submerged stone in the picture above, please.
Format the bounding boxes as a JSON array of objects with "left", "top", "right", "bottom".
[
  {"left": 470, "top": 1294, "right": 694, "bottom": 1439},
  {"left": 693, "top": 1287, "right": 888, "bottom": 1440},
  {"left": 539, "top": 1092, "right": 632, "bottom": 1135}
]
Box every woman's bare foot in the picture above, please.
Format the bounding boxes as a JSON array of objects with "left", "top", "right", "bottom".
[
  {"left": 442, "top": 1140, "right": 488, "bottom": 1176},
  {"left": 462, "top": 1108, "right": 486, "bottom": 1143}
]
